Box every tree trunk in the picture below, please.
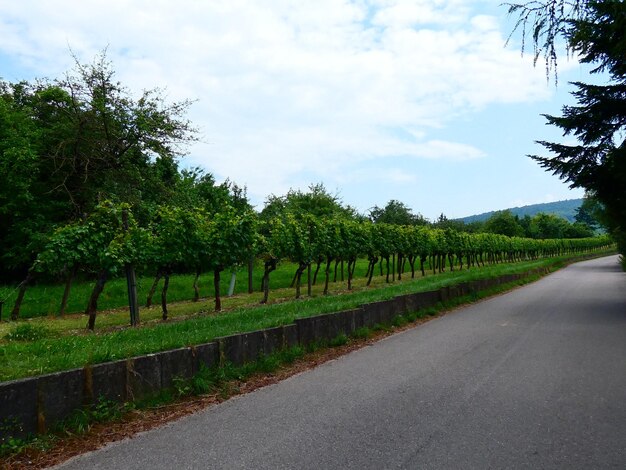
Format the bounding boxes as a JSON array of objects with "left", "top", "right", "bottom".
[
  {"left": 421, "top": 256, "right": 426, "bottom": 277},
  {"left": 248, "top": 256, "right": 254, "bottom": 294},
  {"left": 397, "top": 253, "right": 402, "bottom": 281},
  {"left": 192, "top": 268, "right": 201, "bottom": 302},
  {"left": 295, "top": 270, "right": 301, "bottom": 299},
  {"left": 385, "top": 256, "right": 390, "bottom": 283},
  {"left": 366, "top": 257, "right": 377, "bottom": 286},
  {"left": 146, "top": 269, "right": 163, "bottom": 308},
  {"left": 323, "top": 258, "right": 332, "bottom": 295},
  {"left": 121, "top": 209, "right": 139, "bottom": 326},
  {"left": 333, "top": 259, "right": 339, "bottom": 282},
  {"left": 312, "top": 258, "right": 322, "bottom": 285},
  {"left": 10, "top": 270, "right": 34, "bottom": 321},
  {"left": 295, "top": 263, "right": 307, "bottom": 299},
  {"left": 161, "top": 271, "right": 170, "bottom": 321},
  {"left": 408, "top": 255, "right": 416, "bottom": 279},
  {"left": 347, "top": 260, "right": 353, "bottom": 290},
  {"left": 214, "top": 268, "right": 222, "bottom": 311},
  {"left": 126, "top": 263, "right": 140, "bottom": 327},
  {"left": 307, "top": 263, "right": 312, "bottom": 297},
  {"left": 86, "top": 270, "right": 108, "bottom": 330},
  {"left": 340, "top": 260, "right": 344, "bottom": 282},
  {"left": 448, "top": 254, "right": 455, "bottom": 272},
  {"left": 348, "top": 258, "right": 357, "bottom": 290},
  {"left": 59, "top": 266, "right": 78, "bottom": 316},
  {"left": 289, "top": 268, "right": 299, "bottom": 288},
  {"left": 260, "top": 259, "right": 277, "bottom": 304},
  {"left": 261, "top": 271, "right": 269, "bottom": 304}
]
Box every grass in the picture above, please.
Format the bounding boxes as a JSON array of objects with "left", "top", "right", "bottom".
[
  {"left": 0, "top": 251, "right": 614, "bottom": 382},
  {"left": 0, "top": 259, "right": 368, "bottom": 319}
]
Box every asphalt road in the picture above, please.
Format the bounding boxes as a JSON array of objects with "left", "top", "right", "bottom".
[{"left": 56, "top": 255, "right": 626, "bottom": 469}]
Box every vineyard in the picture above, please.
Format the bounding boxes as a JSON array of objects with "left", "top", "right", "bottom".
[
  {"left": 5, "top": 201, "right": 612, "bottom": 330},
  {"left": 0, "top": 55, "right": 617, "bottom": 333}
]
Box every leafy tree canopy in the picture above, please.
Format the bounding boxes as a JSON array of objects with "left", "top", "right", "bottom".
[
  {"left": 432, "top": 213, "right": 475, "bottom": 232},
  {"left": 369, "top": 199, "right": 428, "bottom": 226},
  {"left": 0, "top": 51, "right": 199, "bottom": 279},
  {"left": 484, "top": 211, "right": 526, "bottom": 238},
  {"left": 574, "top": 192, "right": 606, "bottom": 230},
  {"left": 260, "top": 183, "right": 361, "bottom": 222}
]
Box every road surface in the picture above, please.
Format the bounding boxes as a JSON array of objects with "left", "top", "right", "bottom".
[{"left": 56, "top": 255, "right": 626, "bottom": 469}]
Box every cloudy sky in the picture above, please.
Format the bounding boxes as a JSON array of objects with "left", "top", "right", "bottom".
[{"left": 0, "top": 0, "right": 590, "bottom": 219}]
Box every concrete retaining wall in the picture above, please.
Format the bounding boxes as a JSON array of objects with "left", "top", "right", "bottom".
[{"left": 0, "top": 268, "right": 544, "bottom": 443}]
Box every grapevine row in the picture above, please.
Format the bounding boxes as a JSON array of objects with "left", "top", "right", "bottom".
[{"left": 25, "top": 202, "right": 612, "bottom": 329}]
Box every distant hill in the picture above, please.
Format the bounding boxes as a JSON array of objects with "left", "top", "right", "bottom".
[{"left": 458, "top": 199, "right": 583, "bottom": 224}]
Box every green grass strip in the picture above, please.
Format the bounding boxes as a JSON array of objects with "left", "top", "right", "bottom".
[{"left": 0, "top": 252, "right": 612, "bottom": 382}]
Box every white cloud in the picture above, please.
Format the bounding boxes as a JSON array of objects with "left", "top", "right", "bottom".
[
  {"left": 334, "top": 166, "right": 418, "bottom": 185},
  {"left": 0, "top": 0, "right": 566, "bottom": 207},
  {"left": 371, "top": 0, "right": 470, "bottom": 27}
]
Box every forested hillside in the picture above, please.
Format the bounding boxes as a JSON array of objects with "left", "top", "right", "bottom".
[{"left": 458, "top": 199, "right": 582, "bottom": 224}]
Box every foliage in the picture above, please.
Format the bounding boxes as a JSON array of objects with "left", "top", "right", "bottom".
[
  {"left": 206, "top": 207, "right": 257, "bottom": 271},
  {"left": 574, "top": 193, "right": 605, "bottom": 230},
  {"left": 528, "top": 213, "right": 570, "bottom": 239},
  {"left": 505, "top": 0, "right": 587, "bottom": 81},
  {"left": 142, "top": 203, "right": 257, "bottom": 313},
  {"left": 260, "top": 183, "right": 360, "bottom": 222},
  {"left": 147, "top": 205, "right": 204, "bottom": 274},
  {"left": 481, "top": 209, "right": 595, "bottom": 239},
  {"left": 4, "top": 191, "right": 613, "bottom": 327},
  {"left": 369, "top": 199, "right": 428, "bottom": 226},
  {"left": 172, "top": 168, "right": 250, "bottom": 217},
  {"left": 35, "top": 202, "right": 146, "bottom": 278},
  {"left": 0, "top": 51, "right": 197, "bottom": 279},
  {"left": 506, "top": 1, "right": 626, "bottom": 253},
  {"left": 483, "top": 211, "right": 526, "bottom": 237},
  {"left": 0, "top": 82, "right": 50, "bottom": 275},
  {"left": 432, "top": 213, "right": 470, "bottom": 232}
]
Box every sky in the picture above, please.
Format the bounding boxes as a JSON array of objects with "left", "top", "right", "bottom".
[{"left": 0, "top": 0, "right": 592, "bottom": 220}]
